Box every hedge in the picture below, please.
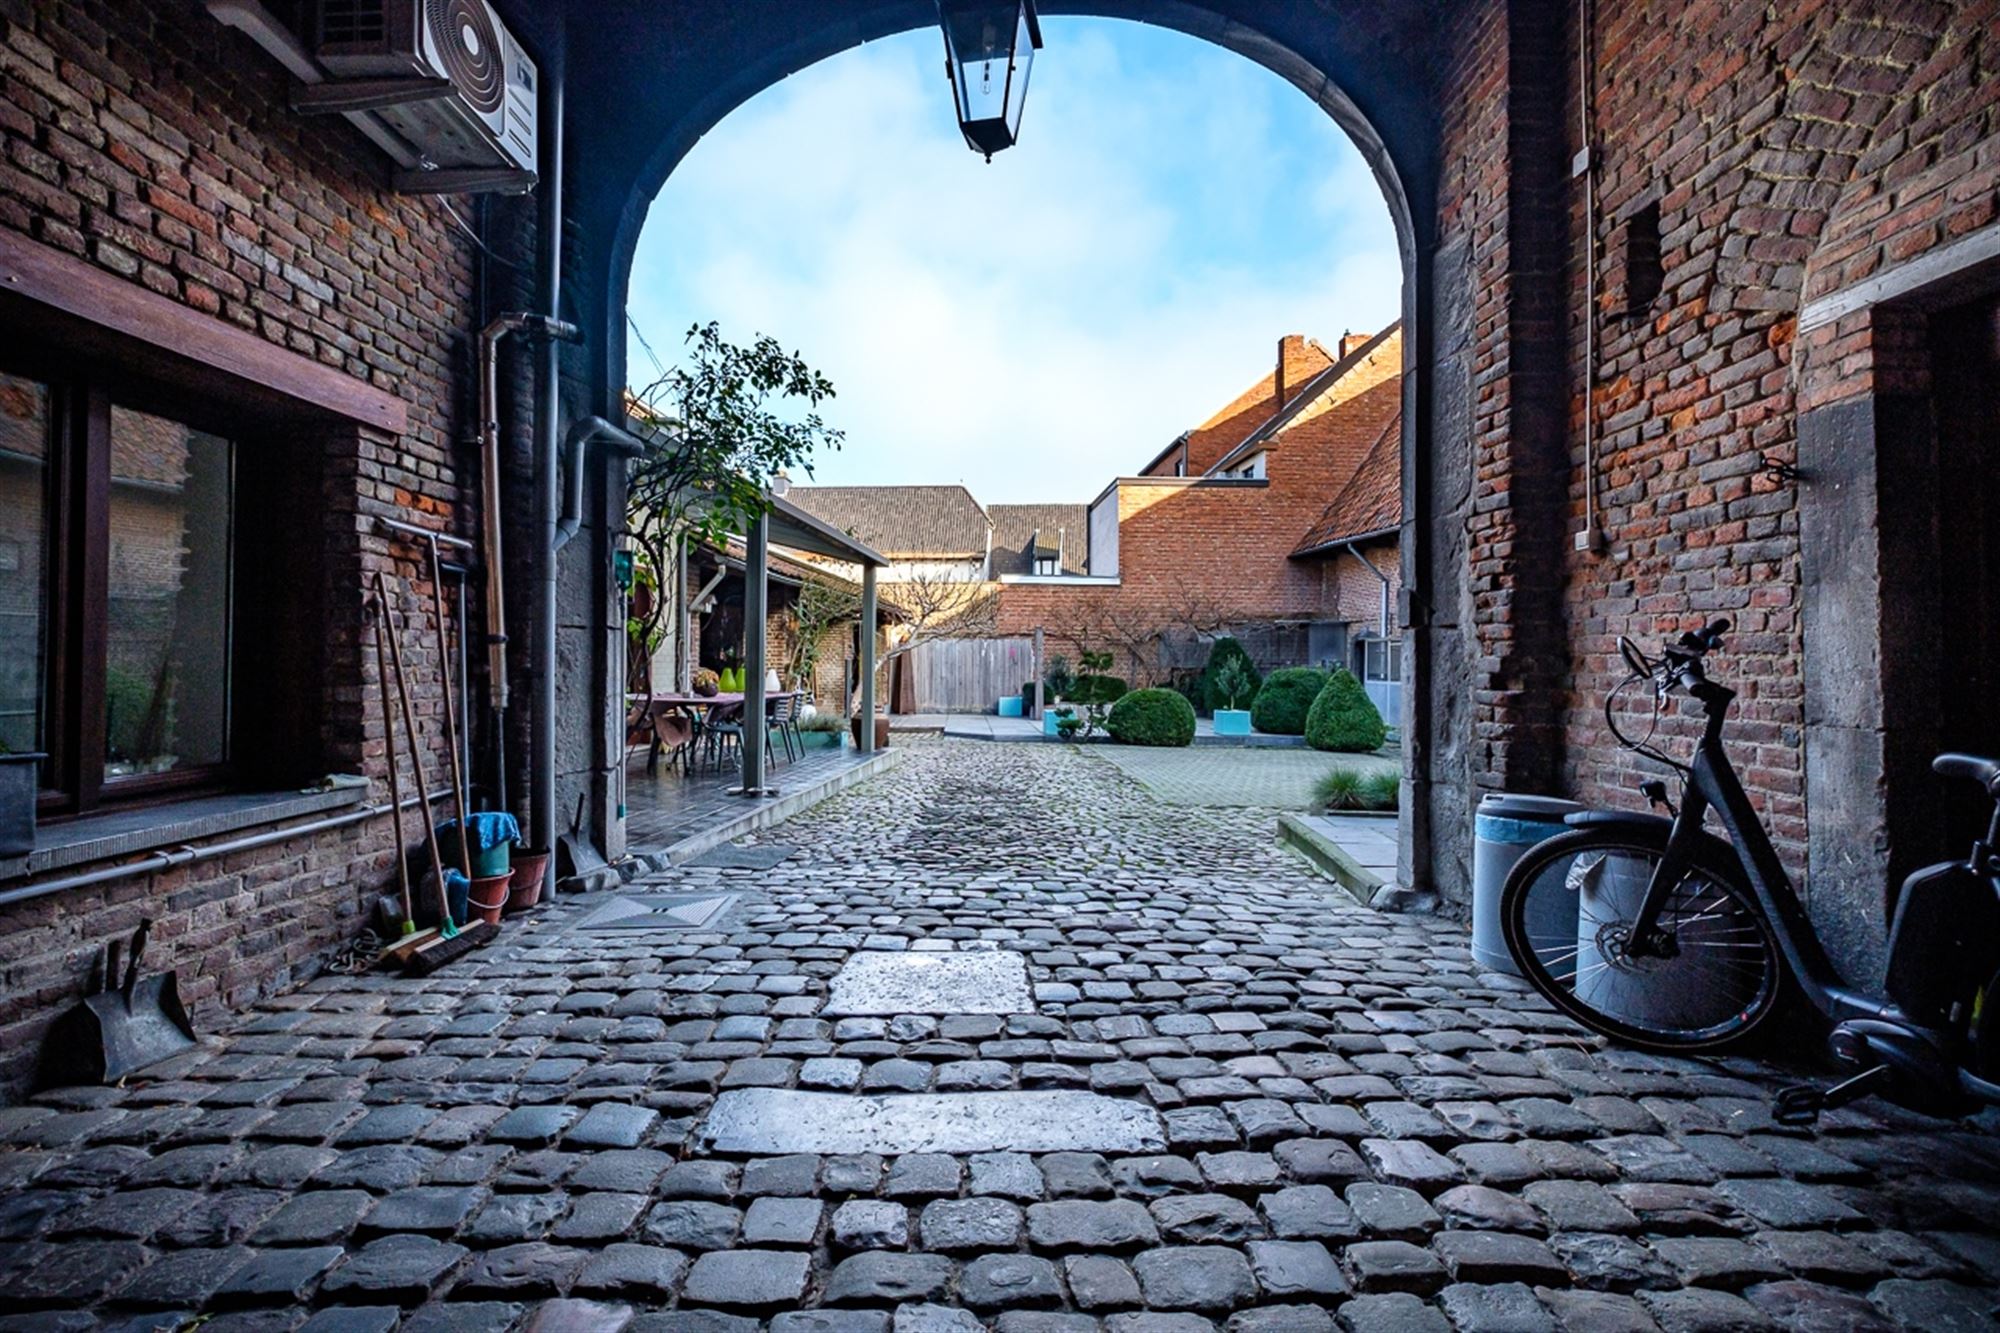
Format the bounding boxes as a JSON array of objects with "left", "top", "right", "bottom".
[
  {"left": 1106, "top": 688, "right": 1197, "bottom": 747},
  {"left": 1305, "top": 668, "right": 1387, "bottom": 752},
  {"left": 1199, "top": 637, "right": 1261, "bottom": 713},
  {"left": 1072, "top": 673, "right": 1129, "bottom": 706},
  {"left": 1250, "top": 666, "right": 1329, "bottom": 735}
]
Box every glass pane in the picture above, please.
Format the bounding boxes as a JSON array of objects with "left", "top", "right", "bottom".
[
  {"left": 945, "top": 5, "right": 1014, "bottom": 124},
  {"left": 106, "top": 406, "right": 232, "bottom": 778},
  {"left": 1004, "top": 3, "right": 1034, "bottom": 138},
  {"left": 0, "top": 374, "right": 49, "bottom": 769}
]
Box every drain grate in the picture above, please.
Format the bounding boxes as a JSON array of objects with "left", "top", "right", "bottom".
[
  {"left": 685, "top": 842, "right": 797, "bottom": 871},
  {"left": 573, "top": 892, "right": 740, "bottom": 932}
]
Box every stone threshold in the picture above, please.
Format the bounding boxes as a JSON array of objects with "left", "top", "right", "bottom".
[
  {"left": 698, "top": 1088, "right": 1169, "bottom": 1155},
  {"left": 1276, "top": 810, "right": 1388, "bottom": 906}
]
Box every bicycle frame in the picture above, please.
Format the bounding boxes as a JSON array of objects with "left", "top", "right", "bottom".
[{"left": 1628, "top": 678, "right": 1900, "bottom": 1027}]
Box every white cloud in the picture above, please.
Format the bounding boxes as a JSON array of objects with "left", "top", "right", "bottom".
[{"left": 627, "top": 19, "right": 1401, "bottom": 504}]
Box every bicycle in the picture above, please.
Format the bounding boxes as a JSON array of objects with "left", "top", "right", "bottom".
[{"left": 1498, "top": 618, "right": 2000, "bottom": 1123}]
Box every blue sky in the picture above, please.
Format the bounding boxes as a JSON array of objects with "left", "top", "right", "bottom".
[{"left": 626, "top": 17, "right": 1400, "bottom": 505}]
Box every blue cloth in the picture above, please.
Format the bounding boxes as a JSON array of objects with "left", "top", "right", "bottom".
[
  {"left": 442, "top": 812, "right": 521, "bottom": 851},
  {"left": 442, "top": 869, "right": 471, "bottom": 931}
]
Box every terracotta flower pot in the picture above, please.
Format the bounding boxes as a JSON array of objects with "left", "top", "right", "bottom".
[
  {"left": 468, "top": 873, "right": 510, "bottom": 926},
  {"left": 507, "top": 848, "right": 551, "bottom": 913}
]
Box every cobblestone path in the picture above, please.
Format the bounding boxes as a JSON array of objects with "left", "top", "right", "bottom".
[{"left": 4, "top": 741, "right": 2000, "bottom": 1332}]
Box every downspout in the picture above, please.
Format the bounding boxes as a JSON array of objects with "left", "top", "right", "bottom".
[
  {"left": 1344, "top": 541, "right": 1392, "bottom": 639},
  {"left": 554, "top": 417, "right": 646, "bottom": 553},
  {"left": 532, "top": 59, "right": 569, "bottom": 898}
]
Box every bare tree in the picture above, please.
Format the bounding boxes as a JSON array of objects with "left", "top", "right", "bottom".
[
  {"left": 849, "top": 573, "right": 1001, "bottom": 706},
  {"left": 1037, "top": 588, "right": 1232, "bottom": 686}
]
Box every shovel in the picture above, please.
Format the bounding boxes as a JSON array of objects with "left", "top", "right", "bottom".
[
  {"left": 556, "top": 791, "right": 607, "bottom": 888},
  {"left": 41, "top": 919, "right": 198, "bottom": 1087}
]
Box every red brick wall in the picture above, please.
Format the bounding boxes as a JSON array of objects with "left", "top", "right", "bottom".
[
  {"left": 0, "top": 0, "right": 484, "bottom": 1095},
  {"left": 998, "top": 332, "right": 1403, "bottom": 672},
  {"left": 1419, "top": 0, "right": 1996, "bottom": 902}
]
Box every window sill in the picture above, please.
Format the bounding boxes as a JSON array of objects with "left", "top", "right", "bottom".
[{"left": 2, "top": 781, "right": 369, "bottom": 883}]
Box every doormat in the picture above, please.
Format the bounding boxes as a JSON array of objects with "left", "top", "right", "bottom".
[
  {"left": 573, "top": 892, "right": 740, "bottom": 932},
  {"left": 685, "top": 842, "right": 797, "bottom": 871}
]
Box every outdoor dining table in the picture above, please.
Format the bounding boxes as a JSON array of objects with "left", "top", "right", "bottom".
[{"left": 631, "top": 691, "right": 804, "bottom": 774}]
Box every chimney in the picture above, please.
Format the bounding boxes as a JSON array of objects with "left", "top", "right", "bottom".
[
  {"left": 1340, "top": 330, "right": 1373, "bottom": 358},
  {"left": 1275, "top": 334, "right": 1315, "bottom": 409}
]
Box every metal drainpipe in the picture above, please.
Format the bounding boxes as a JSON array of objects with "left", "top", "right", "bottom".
[
  {"left": 532, "top": 62, "right": 565, "bottom": 900},
  {"left": 1344, "top": 541, "right": 1393, "bottom": 639}
]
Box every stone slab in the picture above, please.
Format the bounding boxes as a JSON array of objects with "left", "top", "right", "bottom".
[
  {"left": 686, "top": 843, "right": 797, "bottom": 870},
  {"left": 573, "top": 893, "right": 739, "bottom": 932},
  {"left": 697, "top": 1090, "right": 1167, "bottom": 1155},
  {"left": 822, "top": 951, "right": 1033, "bottom": 1016}
]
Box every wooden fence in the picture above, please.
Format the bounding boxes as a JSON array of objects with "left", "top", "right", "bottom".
[{"left": 902, "top": 637, "right": 1037, "bottom": 714}]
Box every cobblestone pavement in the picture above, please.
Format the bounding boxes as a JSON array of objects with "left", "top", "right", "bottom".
[
  {"left": 1089, "top": 745, "right": 1399, "bottom": 810},
  {"left": 4, "top": 740, "right": 2000, "bottom": 1332}
]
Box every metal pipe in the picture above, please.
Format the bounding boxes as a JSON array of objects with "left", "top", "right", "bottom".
[
  {"left": 378, "top": 516, "right": 475, "bottom": 552},
  {"left": 477, "top": 310, "right": 535, "bottom": 715},
  {"left": 531, "top": 56, "right": 565, "bottom": 898},
  {"left": 859, "top": 565, "right": 879, "bottom": 751},
  {"left": 555, "top": 416, "right": 646, "bottom": 553},
  {"left": 1344, "top": 541, "right": 1393, "bottom": 639},
  {"left": 1578, "top": 0, "right": 1600, "bottom": 550},
  {"left": 738, "top": 511, "right": 770, "bottom": 794},
  {"left": 0, "top": 787, "right": 455, "bottom": 912}
]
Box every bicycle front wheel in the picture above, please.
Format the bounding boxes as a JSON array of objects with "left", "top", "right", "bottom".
[{"left": 1499, "top": 826, "right": 1785, "bottom": 1052}]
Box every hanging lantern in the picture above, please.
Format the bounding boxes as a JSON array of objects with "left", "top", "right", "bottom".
[{"left": 937, "top": 0, "right": 1043, "bottom": 161}]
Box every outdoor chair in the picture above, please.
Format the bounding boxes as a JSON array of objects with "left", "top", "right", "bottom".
[
  {"left": 768, "top": 692, "right": 802, "bottom": 763},
  {"left": 651, "top": 711, "right": 696, "bottom": 775}
]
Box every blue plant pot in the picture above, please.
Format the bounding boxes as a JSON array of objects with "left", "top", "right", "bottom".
[
  {"left": 998, "top": 696, "right": 1024, "bottom": 718},
  {"left": 1213, "top": 709, "right": 1251, "bottom": 736},
  {"left": 1044, "top": 709, "right": 1074, "bottom": 737}
]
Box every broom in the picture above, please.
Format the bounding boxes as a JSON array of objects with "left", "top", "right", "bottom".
[
  {"left": 370, "top": 598, "right": 437, "bottom": 965},
  {"left": 374, "top": 571, "right": 494, "bottom": 974}
]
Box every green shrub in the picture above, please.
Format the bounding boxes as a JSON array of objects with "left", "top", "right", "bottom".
[
  {"left": 1199, "top": 638, "right": 1260, "bottom": 713},
  {"left": 1305, "top": 668, "right": 1388, "bottom": 752},
  {"left": 1072, "top": 673, "right": 1128, "bottom": 706},
  {"left": 1043, "top": 654, "right": 1077, "bottom": 701},
  {"left": 1362, "top": 770, "right": 1400, "bottom": 810},
  {"left": 1021, "top": 681, "right": 1038, "bottom": 710},
  {"left": 798, "top": 710, "right": 845, "bottom": 733},
  {"left": 1250, "top": 666, "right": 1328, "bottom": 735},
  {"left": 1106, "top": 688, "right": 1196, "bottom": 747},
  {"left": 1314, "top": 765, "right": 1399, "bottom": 811},
  {"left": 1314, "top": 768, "right": 1366, "bottom": 810}
]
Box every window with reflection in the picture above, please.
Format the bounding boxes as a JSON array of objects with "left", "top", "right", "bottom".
[{"left": 1, "top": 368, "right": 238, "bottom": 813}]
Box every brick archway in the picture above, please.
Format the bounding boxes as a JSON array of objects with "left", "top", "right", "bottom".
[{"left": 557, "top": 1, "right": 1473, "bottom": 898}]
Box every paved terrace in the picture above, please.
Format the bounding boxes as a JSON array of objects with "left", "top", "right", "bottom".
[{"left": 1, "top": 741, "right": 1997, "bottom": 1331}]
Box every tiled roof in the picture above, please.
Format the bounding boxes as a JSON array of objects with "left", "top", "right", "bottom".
[
  {"left": 988, "top": 503, "right": 1088, "bottom": 576},
  {"left": 1207, "top": 324, "right": 1399, "bottom": 477},
  {"left": 785, "top": 485, "right": 991, "bottom": 559},
  {"left": 1294, "top": 407, "right": 1404, "bottom": 554}
]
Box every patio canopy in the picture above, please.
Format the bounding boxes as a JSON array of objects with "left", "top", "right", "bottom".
[{"left": 730, "top": 488, "right": 887, "bottom": 797}]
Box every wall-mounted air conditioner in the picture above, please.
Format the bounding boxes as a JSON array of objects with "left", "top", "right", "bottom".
[{"left": 306, "top": 0, "right": 538, "bottom": 193}]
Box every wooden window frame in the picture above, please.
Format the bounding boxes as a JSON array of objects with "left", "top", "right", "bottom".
[{"left": 27, "top": 373, "right": 239, "bottom": 819}]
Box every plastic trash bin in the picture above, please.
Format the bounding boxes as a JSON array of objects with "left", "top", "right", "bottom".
[{"left": 1472, "top": 792, "right": 1583, "bottom": 975}]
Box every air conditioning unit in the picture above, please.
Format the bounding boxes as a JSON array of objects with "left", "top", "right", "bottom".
[{"left": 311, "top": 0, "right": 537, "bottom": 191}]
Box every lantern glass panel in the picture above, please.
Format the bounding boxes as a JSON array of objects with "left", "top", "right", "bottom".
[
  {"left": 1003, "top": 2, "right": 1034, "bottom": 140},
  {"left": 943, "top": 6, "right": 1015, "bottom": 128}
]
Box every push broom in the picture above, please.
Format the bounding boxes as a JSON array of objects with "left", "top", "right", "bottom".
[{"left": 373, "top": 571, "right": 494, "bottom": 974}]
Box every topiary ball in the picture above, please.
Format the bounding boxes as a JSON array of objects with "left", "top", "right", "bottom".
[
  {"left": 1250, "top": 666, "right": 1329, "bottom": 735},
  {"left": 1106, "top": 688, "right": 1197, "bottom": 747},
  {"left": 1305, "top": 668, "right": 1388, "bottom": 752}
]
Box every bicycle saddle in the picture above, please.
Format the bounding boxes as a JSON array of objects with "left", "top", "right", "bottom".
[{"left": 1934, "top": 752, "right": 2000, "bottom": 796}]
